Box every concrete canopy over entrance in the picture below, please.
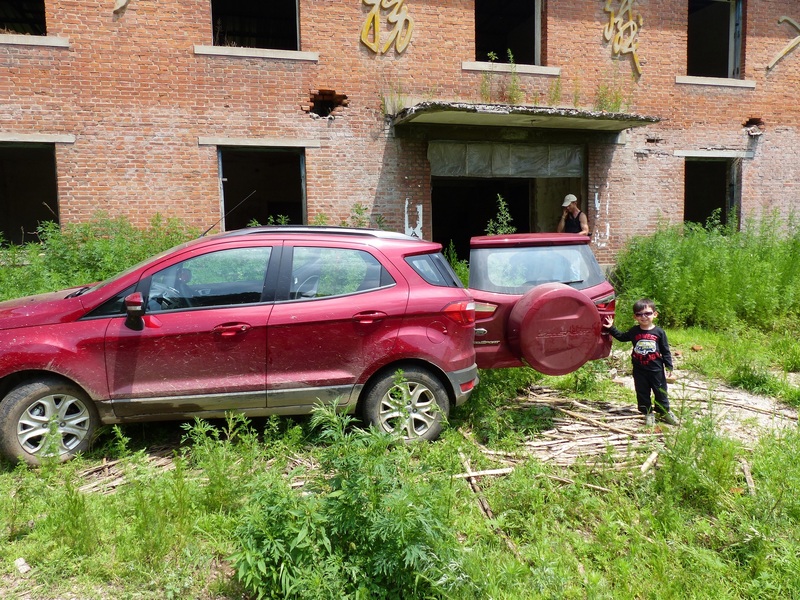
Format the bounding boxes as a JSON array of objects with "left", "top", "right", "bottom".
[{"left": 391, "top": 101, "right": 659, "bottom": 132}]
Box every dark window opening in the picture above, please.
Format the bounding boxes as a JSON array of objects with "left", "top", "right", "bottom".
[
  {"left": 684, "top": 159, "right": 740, "bottom": 227},
  {"left": 475, "top": 0, "right": 538, "bottom": 65},
  {"left": 219, "top": 148, "right": 305, "bottom": 230},
  {"left": 306, "top": 89, "right": 349, "bottom": 118},
  {"left": 688, "top": 0, "right": 743, "bottom": 78},
  {"left": 0, "top": 0, "right": 46, "bottom": 35},
  {"left": 0, "top": 144, "right": 59, "bottom": 244},
  {"left": 211, "top": 0, "right": 298, "bottom": 50}
]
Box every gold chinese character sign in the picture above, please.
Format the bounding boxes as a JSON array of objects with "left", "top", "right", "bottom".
[
  {"left": 767, "top": 16, "right": 800, "bottom": 71},
  {"left": 603, "top": 0, "right": 643, "bottom": 75},
  {"left": 361, "top": 0, "right": 414, "bottom": 54}
]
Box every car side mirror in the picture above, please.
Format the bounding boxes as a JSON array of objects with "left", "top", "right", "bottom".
[{"left": 124, "top": 292, "right": 145, "bottom": 330}]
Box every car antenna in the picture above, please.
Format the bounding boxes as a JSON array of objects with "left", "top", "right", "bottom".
[{"left": 201, "top": 189, "right": 257, "bottom": 237}]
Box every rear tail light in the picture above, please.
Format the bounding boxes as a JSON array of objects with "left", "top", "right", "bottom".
[
  {"left": 442, "top": 301, "right": 475, "bottom": 325},
  {"left": 460, "top": 378, "right": 477, "bottom": 393},
  {"left": 473, "top": 301, "right": 498, "bottom": 320},
  {"left": 593, "top": 293, "right": 616, "bottom": 311}
]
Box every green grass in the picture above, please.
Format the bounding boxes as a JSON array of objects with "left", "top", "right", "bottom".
[
  {"left": 610, "top": 211, "right": 800, "bottom": 331},
  {"left": 2, "top": 389, "right": 799, "bottom": 599},
  {"left": 1, "top": 216, "right": 800, "bottom": 597}
]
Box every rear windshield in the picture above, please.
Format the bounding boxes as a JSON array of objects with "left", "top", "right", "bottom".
[
  {"left": 469, "top": 245, "right": 606, "bottom": 294},
  {"left": 405, "top": 252, "right": 464, "bottom": 288}
]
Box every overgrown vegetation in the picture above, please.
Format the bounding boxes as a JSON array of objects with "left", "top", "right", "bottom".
[
  {"left": 484, "top": 193, "right": 516, "bottom": 235},
  {"left": 2, "top": 374, "right": 799, "bottom": 599},
  {"left": 0, "top": 215, "right": 197, "bottom": 301},
  {"left": 547, "top": 75, "right": 562, "bottom": 106},
  {"left": 611, "top": 211, "right": 800, "bottom": 332},
  {"left": 479, "top": 50, "right": 524, "bottom": 104},
  {"left": 1, "top": 213, "right": 799, "bottom": 598}
]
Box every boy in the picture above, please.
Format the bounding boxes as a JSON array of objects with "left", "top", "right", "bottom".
[{"left": 603, "top": 298, "right": 678, "bottom": 427}]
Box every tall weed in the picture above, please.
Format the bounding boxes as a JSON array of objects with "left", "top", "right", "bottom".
[
  {"left": 0, "top": 214, "right": 197, "bottom": 300},
  {"left": 612, "top": 212, "right": 800, "bottom": 331},
  {"left": 230, "top": 403, "right": 472, "bottom": 599}
]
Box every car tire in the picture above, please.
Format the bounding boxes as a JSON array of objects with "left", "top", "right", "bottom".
[
  {"left": 361, "top": 367, "right": 450, "bottom": 441},
  {"left": 0, "top": 378, "right": 98, "bottom": 466},
  {"left": 508, "top": 282, "right": 602, "bottom": 376}
]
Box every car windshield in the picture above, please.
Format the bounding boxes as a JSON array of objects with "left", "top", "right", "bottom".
[{"left": 469, "top": 244, "right": 606, "bottom": 294}]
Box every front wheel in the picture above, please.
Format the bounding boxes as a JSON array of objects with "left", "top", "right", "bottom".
[
  {"left": 0, "top": 378, "right": 98, "bottom": 466},
  {"left": 361, "top": 367, "right": 450, "bottom": 441}
]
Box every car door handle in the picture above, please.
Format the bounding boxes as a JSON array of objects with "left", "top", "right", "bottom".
[
  {"left": 352, "top": 311, "right": 387, "bottom": 324},
  {"left": 213, "top": 323, "right": 252, "bottom": 337}
]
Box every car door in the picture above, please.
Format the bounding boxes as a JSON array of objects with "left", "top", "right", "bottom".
[
  {"left": 105, "top": 245, "right": 274, "bottom": 417},
  {"left": 266, "top": 243, "right": 408, "bottom": 407}
]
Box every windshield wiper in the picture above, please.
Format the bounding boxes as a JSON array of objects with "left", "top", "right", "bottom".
[{"left": 66, "top": 286, "right": 91, "bottom": 298}]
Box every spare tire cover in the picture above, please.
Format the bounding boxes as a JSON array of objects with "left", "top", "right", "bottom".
[{"left": 508, "top": 283, "right": 601, "bottom": 376}]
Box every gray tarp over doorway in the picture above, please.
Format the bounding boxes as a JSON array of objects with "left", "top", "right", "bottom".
[{"left": 427, "top": 141, "right": 584, "bottom": 178}]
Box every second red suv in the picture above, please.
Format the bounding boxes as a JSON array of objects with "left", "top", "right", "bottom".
[
  {"left": 0, "top": 228, "right": 616, "bottom": 465},
  {"left": 468, "top": 233, "right": 616, "bottom": 374}
]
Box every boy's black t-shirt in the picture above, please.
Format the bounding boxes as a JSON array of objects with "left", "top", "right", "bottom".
[{"left": 606, "top": 325, "right": 673, "bottom": 372}]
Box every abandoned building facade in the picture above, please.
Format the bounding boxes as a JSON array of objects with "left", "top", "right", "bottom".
[{"left": 1, "top": 0, "right": 799, "bottom": 265}]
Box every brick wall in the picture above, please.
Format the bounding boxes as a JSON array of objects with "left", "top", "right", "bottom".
[{"left": 1, "top": 0, "right": 797, "bottom": 260}]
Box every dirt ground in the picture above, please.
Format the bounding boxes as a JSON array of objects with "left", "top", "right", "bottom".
[{"left": 494, "top": 364, "right": 799, "bottom": 472}]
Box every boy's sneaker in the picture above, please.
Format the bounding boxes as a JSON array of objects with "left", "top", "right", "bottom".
[
  {"left": 645, "top": 412, "right": 655, "bottom": 427},
  {"left": 659, "top": 411, "right": 679, "bottom": 426}
]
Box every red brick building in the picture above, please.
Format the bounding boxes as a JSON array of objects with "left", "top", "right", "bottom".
[{"left": 1, "top": 0, "right": 798, "bottom": 265}]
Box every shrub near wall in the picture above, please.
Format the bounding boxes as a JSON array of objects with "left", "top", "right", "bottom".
[
  {"left": 610, "top": 214, "right": 800, "bottom": 331},
  {"left": 0, "top": 215, "right": 198, "bottom": 301}
]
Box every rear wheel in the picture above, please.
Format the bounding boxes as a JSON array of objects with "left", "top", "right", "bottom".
[
  {"left": 361, "top": 367, "right": 450, "bottom": 441},
  {"left": 0, "top": 378, "right": 98, "bottom": 466}
]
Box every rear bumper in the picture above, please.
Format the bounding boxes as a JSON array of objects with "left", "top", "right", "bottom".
[{"left": 446, "top": 363, "right": 479, "bottom": 406}]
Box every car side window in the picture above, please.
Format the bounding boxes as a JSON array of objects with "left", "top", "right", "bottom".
[
  {"left": 147, "top": 247, "right": 272, "bottom": 312},
  {"left": 405, "top": 252, "right": 463, "bottom": 287},
  {"left": 84, "top": 284, "right": 137, "bottom": 318},
  {"left": 288, "top": 247, "right": 392, "bottom": 300}
]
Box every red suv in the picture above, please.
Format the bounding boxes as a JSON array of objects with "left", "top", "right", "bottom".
[
  {"left": 0, "top": 228, "right": 478, "bottom": 464},
  {"left": 468, "top": 233, "right": 616, "bottom": 374}
]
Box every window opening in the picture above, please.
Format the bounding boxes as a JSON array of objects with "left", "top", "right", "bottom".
[
  {"left": 218, "top": 148, "right": 305, "bottom": 230},
  {"left": 475, "top": 0, "right": 540, "bottom": 65},
  {"left": 306, "top": 89, "right": 349, "bottom": 118},
  {"left": 0, "top": 144, "right": 58, "bottom": 244},
  {"left": 684, "top": 159, "right": 740, "bottom": 227},
  {"left": 211, "top": 0, "right": 298, "bottom": 50},
  {"left": 0, "top": 0, "right": 46, "bottom": 35},
  {"left": 687, "top": 0, "right": 743, "bottom": 78}
]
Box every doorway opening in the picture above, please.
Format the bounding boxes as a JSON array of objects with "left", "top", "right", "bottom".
[
  {"left": 219, "top": 147, "right": 305, "bottom": 230},
  {"left": 684, "top": 159, "right": 740, "bottom": 227},
  {"left": 431, "top": 176, "right": 582, "bottom": 260},
  {"left": 0, "top": 144, "right": 59, "bottom": 244}
]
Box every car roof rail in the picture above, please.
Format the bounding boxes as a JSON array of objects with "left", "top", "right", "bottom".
[{"left": 221, "top": 226, "right": 420, "bottom": 241}]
